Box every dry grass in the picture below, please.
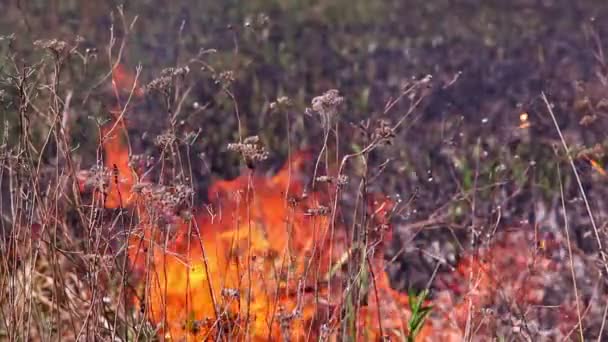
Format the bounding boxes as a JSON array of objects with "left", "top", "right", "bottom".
[{"left": 2, "top": 2, "right": 608, "bottom": 341}]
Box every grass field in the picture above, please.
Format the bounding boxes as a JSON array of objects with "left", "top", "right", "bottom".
[{"left": 2, "top": 1, "right": 608, "bottom": 340}]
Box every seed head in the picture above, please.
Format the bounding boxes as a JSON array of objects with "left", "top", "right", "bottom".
[
  {"left": 309, "top": 89, "right": 344, "bottom": 128},
  {"left": 227, "top": 135, "right": 270, "bottom": 169}
]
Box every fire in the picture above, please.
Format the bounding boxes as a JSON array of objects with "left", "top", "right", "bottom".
[
  {"left": 85, "top": 109, "right": 344, "bottom": 339},
  {"left": 127, "top": 152, "right": 337, "bottom": 340},
  {"left": 76, "top": 64, "right": 579, "bottom": 341},
  {"left": 584, "top": 155, "right": 607, "bottom": 176},
  {"left": 101, "top": 120, "right": 136, "bottom": 208},
  {"left": 87, "top": 111, "right": 407, "bottom": 340},
  {"left": 111, "top": 63, "right": 144, "bottom": 98}
]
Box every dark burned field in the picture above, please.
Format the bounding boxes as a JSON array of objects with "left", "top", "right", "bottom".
[{"left": 2, "top": 0, "right": 608, "bottom": 340}]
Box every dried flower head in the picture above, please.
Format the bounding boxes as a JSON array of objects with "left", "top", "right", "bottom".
[
  {"left": 161, "top": 66, "right": 190, "bottom": 78},
  {"left": 146, "top": 66, "right": 190, "bottom": 93},
  {"left": 315, "top": 174, "right": 349, "bottom": 187},
  {"left": 128, "top": 154, "right": 154, "bottom": 173},
  {"left": 305, "top": 205, "right": 330, "bottom": 216},
  {"left": 214, "top": 70, "right": 235, "bottom": 88},
  {"left": 146, "top": 75, "right": 172, "bottom": 93},
  {"left": 221, "top": 288, "right": 240, "bottom": 299},
  {"left": 336, "top": 174, "right": 349, "bottom": 187},
  {"left": 270, "top": 96, "right": 292, "bottom": 112},
  {"left": 227, "top": 135, "right": 270, "bottom": 169},
  {"left": 130, "top": 182, "right": 148, "bottom": 194},
  {"left": 372, "top": 120, "right": 396, "bottom": 145},
  {"left": 34, "top": 38, "right": 68, "bottom": 55},
  {"left": 315, "top": 175, "right": 333, "bottom": 183},
  {"left": 154, "top": 131, "right": 177, "bottom": 147},
  {"left": 309, "top": 89, "right": 344, "bottom": 128}
]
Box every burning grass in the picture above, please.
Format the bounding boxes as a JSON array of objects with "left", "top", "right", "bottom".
[
  {"left": 72, "top": 97, "right": 587, "bottom": 340},
  {"left": 1, "top": 56, "right": 598, "bottom": 340},
  {"left": 2, "top": 3, "right": 608, "bottom": 338},
  {"left": 80, "top": 112, "right": 391, "bottom": 340}
]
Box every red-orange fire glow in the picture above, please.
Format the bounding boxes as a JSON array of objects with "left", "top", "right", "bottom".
[
  {"left": 112, "top": 63, "right": 144, "bottom": 98},
  {"left": 77, "top": 65, "right": 578, "bottom": 341},
  {"left": 127, "top": 155, "right": 339, "bottom": 340},
  {"left": 77, "top": 115, "right": 136, "bottom": 209},
  {"left": 89, "top": 121, "right": 344, "bottom": 339},
  {"left": 101, "top": 120, "right": 136, "bottom": 208},
  {"left": 81, "top": 116, "right": 575, "bottom": 341}
]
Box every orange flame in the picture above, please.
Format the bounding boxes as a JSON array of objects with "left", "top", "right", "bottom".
[
  {"left": 102, "top": 119, "right": 136, "bottom": 208},
  {"left": 112, "top": 63, "right": 144, "bottom": 98},
  {"left": 91, "top": 120, "right": 337, "bottom": 339},
  {"left": 77, "top": 64, "right": 580, "bottom": 341},
  {"left": 584, "top": 155, "right": 607, "bottom": 176},
  {"left": 83, "top": 119, "right": 575, "bottom": 341},
  {"left": 91, "top": 116, "right": 415, "bottom": 340},
  {"left": 127, "top": 154, "right": 337, "bottom": 340}
]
